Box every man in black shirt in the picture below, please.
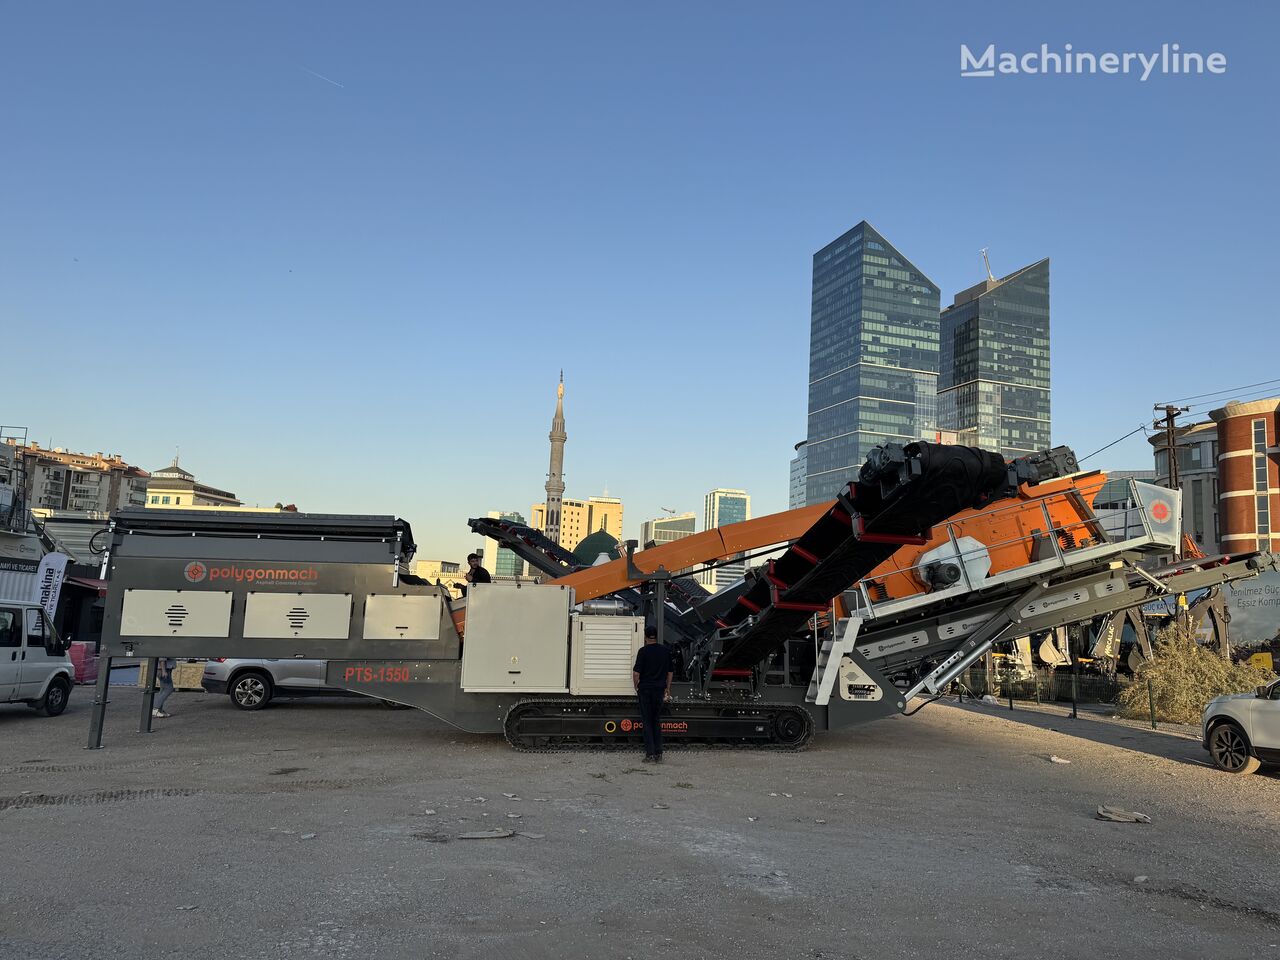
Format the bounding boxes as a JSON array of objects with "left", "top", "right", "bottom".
[
  {"left": 632, "top": 626, "right": 673, "bottom": 763},
  {"left": 458, "top": 553, "right": 491, "bottom": 597}
]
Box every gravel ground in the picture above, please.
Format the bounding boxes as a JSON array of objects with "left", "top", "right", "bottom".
[
  {"left": 957, "top": 695, "right": 1206, "bottom": 739},
  {"left": 1, "top": 687, "right": 1277, "bottom": 960}
]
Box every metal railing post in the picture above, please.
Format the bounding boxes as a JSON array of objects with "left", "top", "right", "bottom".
[{"left": 1070, "top": 656, "right": 1079, "bottom": 720}]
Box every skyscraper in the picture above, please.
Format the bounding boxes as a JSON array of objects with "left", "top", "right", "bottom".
[
  {"left": 484, "top": 510, "right": 528, "bottom": 578},
  {"left": 938, "top": 259, "right": 1050, "bottom": 458},
  {"left": 544, "top": 373, "right": 566, "bottom": 544},
  {"left": 699, "top": 489, "right": 751, "bottom": 590},
  {"left": 805, "top": 222, "right": 941, "bottom": 504},
  {"left": 788, "top": 441, "right": 807, "bottom": 510},
  {"left": 639, "top": 512, "right": 696, "bottom": 548}
]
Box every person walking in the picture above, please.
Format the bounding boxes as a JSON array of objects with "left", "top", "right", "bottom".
[
  {"left": 632, "top": 626, "right": 673, "bottom": 763},
  {"left": 152, "top": 657, "right": 177, "bottom": 719}
]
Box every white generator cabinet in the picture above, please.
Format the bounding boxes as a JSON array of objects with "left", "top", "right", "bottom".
[
  {"left": 460, "top": 582, "right": 571, "bottom": 693},
  {"left": 570, "top": 615, "right": 644, "bottom": 696}
]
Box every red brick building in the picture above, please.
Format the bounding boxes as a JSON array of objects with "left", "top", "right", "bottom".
[
  {"left": 1150, "top": 396, "right": 1280, "bottom": 555},
  {"left": 1210, "top": 398, "right": 1280, "bottom": 553}
]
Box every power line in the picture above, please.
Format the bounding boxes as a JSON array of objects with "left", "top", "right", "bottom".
[
  {"left": 1163, "top": 377, "right": 1280, "bottom": 406},
  {"left": 1188, "top": 384, "right": 1280, "bottom": 411},
  {"left": 1079, "top": 424, "right": 1148, "bottom": 463}
]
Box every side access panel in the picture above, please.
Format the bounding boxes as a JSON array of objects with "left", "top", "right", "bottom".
[
  {"left": 120, "top": 590, "right": 233, "bottom": 638},
  {"left": 460, "top": 582, "right": 572, "bottom": 693}
]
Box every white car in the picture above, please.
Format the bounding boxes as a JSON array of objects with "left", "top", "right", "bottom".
[
  {"left": 1202, "top": 677, "right": 1280, "bottom": 774},
  {"left": 0, "top": 600, "right": 74, "bottom": 716}
]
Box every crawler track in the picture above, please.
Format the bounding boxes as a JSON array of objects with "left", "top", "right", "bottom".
[{"left": 503, "top": 697, "right": 815, "bottom": 752}]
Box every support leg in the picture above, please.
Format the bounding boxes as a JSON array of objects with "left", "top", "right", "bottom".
[
  {"left": 139, "top": 657, "right": 157, "bottom": 733},
  {"left": 86, "top": 655, "right": 113, "bottom": 750}
]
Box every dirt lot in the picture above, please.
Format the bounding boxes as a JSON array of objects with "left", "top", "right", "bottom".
[{"left": 1, "top": 687, "right": 1277, "bottom": 960}]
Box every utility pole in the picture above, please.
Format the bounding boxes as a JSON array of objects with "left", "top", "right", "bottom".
[
  {"left": 1153, "top": 404, "right": 1190, "bottom": 490},
  {"left": 1154, "top": 402, "right": 1191, "bottom": 564}
]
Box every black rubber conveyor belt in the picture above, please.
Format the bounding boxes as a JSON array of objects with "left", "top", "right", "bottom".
[{"left": 716, "top": 441, "right": 1009, "bottom": 670}]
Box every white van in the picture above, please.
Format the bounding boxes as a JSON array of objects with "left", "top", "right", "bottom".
[{"left": 0, "top": 599, "right": 74, "bottom": 716}]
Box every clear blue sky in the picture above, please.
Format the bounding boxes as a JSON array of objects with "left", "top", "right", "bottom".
[{"left": 2, "top": 2, "right": 1275, "bottom": 561}]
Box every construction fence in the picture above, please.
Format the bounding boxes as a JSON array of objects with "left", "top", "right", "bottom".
[{"left": 959, "top": 666, "right": 1126, "bottom": 707}]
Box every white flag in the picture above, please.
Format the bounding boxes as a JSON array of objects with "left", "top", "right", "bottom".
[{"left": 34, "top": 552, "right": 69, "bottom": 620}]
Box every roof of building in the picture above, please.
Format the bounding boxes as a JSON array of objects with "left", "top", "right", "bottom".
[
  {"left": 145, "top": 456, "right": 240, "bottom": 501},
  {"left": 8, "top": 441, "right": 148, "bottom": 477},
  {"left": 1147, "top": 419, "right": 1217, "bottom": 445},
  {"left": 149, "top": 456, "right": 196, "bottom": 480},
  {"left": 1209, "top": 396, "right": 1280, "bottom": 422},
  {"left": 817, "top": 221, "right": 941, "bottom": 292},
  {"left": 945, "top": 258, "right": 1050, "bottom": 310},
  {"left": 572, "top": 529, "right": 620, "bottom": 565},
  {"left": 30, "top": 510, "right": 111, "bottom": 564}
]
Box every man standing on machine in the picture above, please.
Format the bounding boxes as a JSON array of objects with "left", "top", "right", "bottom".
[
  {"left": 456, "top": 552, "right": 492, "bottom": 597},
  {"left": 632, "top": 625, "right": 673, "bottom": 763}
]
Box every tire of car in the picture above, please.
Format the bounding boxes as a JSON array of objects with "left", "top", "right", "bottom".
[
  {"left": 230, "top": 671, "right": 273, "bottom": 711},
  {"left": 1207, "top": 720, "right": 1261, "bottom": 775},
  {"left": 35, "top": 676, "right": 71, "bottom": 717}
]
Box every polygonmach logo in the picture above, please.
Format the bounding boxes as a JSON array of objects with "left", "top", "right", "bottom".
[
  {"left": 180, "top": 563, "right": 320, "bottom": 584},
  {"left": 1150, "top": 500, "right": 1171, "bottom": 523}
]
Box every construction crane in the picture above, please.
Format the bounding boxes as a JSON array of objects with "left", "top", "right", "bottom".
[{"left": 86, "top": 441, "right": 1278, "bottom": 752}]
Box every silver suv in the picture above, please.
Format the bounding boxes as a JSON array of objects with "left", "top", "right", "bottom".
[
  {"left": 1202, "top": 676, "right": 1280, "bottom": 775},
  {"left": 202, "top": 658, "right": 358, "bottom": 711}
]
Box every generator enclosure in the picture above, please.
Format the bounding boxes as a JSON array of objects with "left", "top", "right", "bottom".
[{"left": 570, "top": 614, "right": 644, "bottom": 696}]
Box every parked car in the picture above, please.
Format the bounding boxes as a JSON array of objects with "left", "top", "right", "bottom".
[
  {"left": 0, "top": 599, "right": 74, "bottom": 716},
  {"left": 202, "top": 658, "right": 362, "bottom": 710},
  {"left": 1202, "top": 677, "right": 1280, "bottom": 774}
]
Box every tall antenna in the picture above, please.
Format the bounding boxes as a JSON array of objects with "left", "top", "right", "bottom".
[{"left": 980, "top": 247, "right": 995, "bottom": 282}]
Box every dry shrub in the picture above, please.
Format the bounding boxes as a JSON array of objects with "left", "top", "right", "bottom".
[{"left": 1116, "top": 624, "right": 1274, "bottom": 725}]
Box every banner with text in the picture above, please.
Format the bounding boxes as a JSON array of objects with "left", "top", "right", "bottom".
[{"left": 33, "top": 552, "right": 69, "bottom": 620}]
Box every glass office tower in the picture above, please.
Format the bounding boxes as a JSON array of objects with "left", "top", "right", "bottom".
[
  {"left": 805, "top": 222, "right": 941, "bottom": 504},
  {"left": 701, "top": 489, "right": 751, "bottom": 590},
  {"left": 938, "top": 259, "right": 1050, "bottom": 458}
]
